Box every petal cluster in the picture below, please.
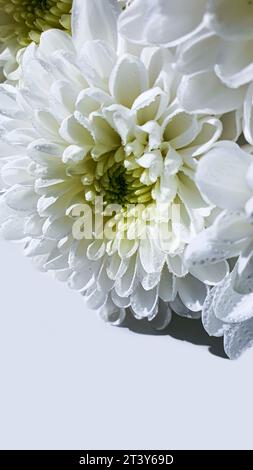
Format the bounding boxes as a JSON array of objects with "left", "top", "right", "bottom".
[
  {"left": 119, "top": 0, "right": 253, "bottom": 358},
  {"left": 0, "top": 0, "right": 72, "bottom": 80},
  {"left": 119, "top": 0, "right": 253, "bottom": 139}
]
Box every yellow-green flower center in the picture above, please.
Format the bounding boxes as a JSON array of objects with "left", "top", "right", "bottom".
[
  {"left": 81, "top": 148, "right": 154, "bottom": 208},
  {"left": 0, "top": 0, "right": 72, "bottom": 46},
  {"left": 96, "top": 162, "right": 153, "bottom": 206},
  {"left": 98, "top": 163, "right": 130, "bottom": 205}
]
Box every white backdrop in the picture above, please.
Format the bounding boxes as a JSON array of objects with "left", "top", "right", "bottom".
[{"left": 0, "top": 239, "right": 252, "bottom": 450}]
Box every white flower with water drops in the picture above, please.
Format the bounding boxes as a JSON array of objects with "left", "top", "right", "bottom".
[
  {"left": 0, "top": 0, "right": 229, "bottom": 330},
  {"left": 184, "top": 141, "right": 253, "bottom": 358}
]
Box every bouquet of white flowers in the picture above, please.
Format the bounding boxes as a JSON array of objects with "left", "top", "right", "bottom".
[{"left": 1, "top": 0, "right": 252, "bottom": 359}]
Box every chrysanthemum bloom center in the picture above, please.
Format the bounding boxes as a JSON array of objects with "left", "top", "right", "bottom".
[
  {"left": 0, "top": 0, "right": 72, "bottom": 46},
  {"left": 97, "top": 162, "right": 146, "bottom": 206},
  {"left": 83, "top": 149, "right": 154, "bottom": 208},
  {"left": 100, "top": 163, "right": 129, "bottom": 205}
]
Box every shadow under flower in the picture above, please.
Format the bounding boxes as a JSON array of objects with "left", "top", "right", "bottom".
[{"left": 122, "top": 311, "right": 228, "bottom": 359}]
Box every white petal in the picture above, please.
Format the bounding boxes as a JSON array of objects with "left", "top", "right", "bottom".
[
  {"left": 130, "top": 284, "right": 159, "bottom": 319},
  {"left": 233, "top": 241, "right": 253, "bottom": 295},
  {"left": 158, "top": 267, "right": 176, "bottom": 302},
  {"left": 90, "top": 113, "right": 120, "bottom": 148},
  {"left": 245, "top": 195, "right": 253, "bottom": 217},
  {"left": 97, "top": 262, "right": 114, "bottom": 292},
  {"left": 141, "top": 271, "right": 160, "bottom": 291},
  {"left": 132, "top": 87, "right": 168, "bottom": 124},
  {"left": 0, "top": 84, "right": 24, "bottom": 119},
  {"left": 221, "top": 110, "right": 242, "bottom": 142},
  {"left": 167, "top": 255, "right": 188, "bottom": 278},
  {"left": 72, "top": 0, "right": 120, "bottom": 51},
  {"left": 44, "top": 253, "right": 69, "bottom": 271},
  {"left": 27, "top": 139, "right": 63, "bottom": 165},
  {"left": 111, "top": 289, "right": 130, "bottom": 308},
  {"left": 0, "top": 199, "right": 13, "bottom": 225},
  {"left": 42, "top": 217, "right": 73, "bottom": 239},
  {"left": 140, "top": 47, "right": 174, "bottom": 91},
  {"left": 153, "top": 172, "right": 177, "bottom": 203},
  {"left": 79, "top": 40, "right": 116, "bottom": 89},
  {"left": 215, "top": 39, "right": 253, "bottom": 88},
  {"left": 140, "top": 236, "right": 165, "bottom": 274},
  {"left": 177, "top": 274, "right": 207, "bottom": 312},
  {"left": 190, "top": 261, "right": 229, "bottom": 286},
  {"left": 170, "top": 295, "right": 201, "bottom": 319},
  {"left": 178, "top": 71, "right": 245, "bottom": 114},
  {"left": 103, "top": 104, "right": 135, "bottom": 144},
  {"left": 212, "top": 212, "right": 253, "bottom": 244},
  {"left": 24, "top": 238, "right": 56, "bottom": 257},
  {"left": 115, "top": 255, "right": 139, "bottom": 297},
  {"left": 118, "top": 0, "right": 206, "bottom": 47},
  {"left": 59, "top": 115, "right": 94, "bottom": 146},
  {"left": 118, "top": 238, "right": 139, "bottom": 259},
  {"left": 62, "top": 145, "right": 85, "bottom": 164},
  {"left": 6, "top": 185, "right": 37, "bottom": 212},
  {"left": 76, "top": 88, "right": 112, "bottom": 116},
  {"left": 178, "top": 173, "right": 209, "bottom": 213},
  {"left": 163, "top": 111, "right": 200, "bottom": 150},
  {"left": 202, "top": 286, "right": 226, "bottom": 337},
  {"left": 176, "top": 31, "right": 220, "bottom": 75},
  {"left": 87, "top": 240, "right": 106, "bottom": 261},
  {"left": 21, "top": 58, "right": 55, "bottom": 99},
  {"left": 141, "top": 122, "right": 163, "bottom": 152},
  {"left": 150, "top": 300, "right": 172, "bottom": 330},
  {"left": 24, "top": 214, "right": 44, "bottom": 236},
  {"left": 55, "top": 268, "right": 72, "bottom": 283},
  {"left": 243, "top": 82, "right": 253, "bottom": 145},
  {"left": 185, "top": 214, "right": 252, "bottom": 267},
  {"left": 39, "top": 30, "right": 75, "bottom": 57},
  {"left": 49, "top": 80, "right": 78, "bottom": 120},
  {"left": 246, "top": 161, "right": 253, "bottom": 191},
  {"left": 1, "top": 217, "right": 25, "bottom": 240},
  {"left": 68, "top": 269, "right": 94, "bottom": 291},
  {"left": 185, "top": 226, "right": 230, "bottom": 267},
  {"left": 214, "top": 275, "right": 253, "bottom": 323},
  {"left": 207, "top": 0, "right": 253, "bottom": 41},
  {"left": 188, "top": 117, "right": 223, "bottom": 156},
  {"left": 106, "top": 253, "right": 129, "bottom": 280},
  {"left": 109, "top": 54, "right": 148, "bottom": 108},
  {"left": 224, "top": 319, "right": 253, "bottom": 360},
  {"left": 1, "top": 158, "right": 32, "bottom": 186},
  {"left": 100, "top": 296, "right": 126, "bottom": 325},
  {"left": 196, "top": 141, "right": 253, "bottom": 210},
  {"left": 85, "top": 285, "right": 107, "bottom": 310},
  {"left": 163, "top": 147, "right": 182, "bottom": 175}
]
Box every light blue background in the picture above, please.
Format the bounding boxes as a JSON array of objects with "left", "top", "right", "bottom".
[{"left": 0, "top": 239, "right": 252, "bottom": 450}]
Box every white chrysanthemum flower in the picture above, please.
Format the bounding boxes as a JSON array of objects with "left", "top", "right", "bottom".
[
  {"left": 119, "top": 0, "right": 253, "bottom": 141},
  {"left": 0, "top": 0, "right": 228, "bottom": 327},
  {"left": 184, "top": 141, "right": 253, "bottom": 357}
]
